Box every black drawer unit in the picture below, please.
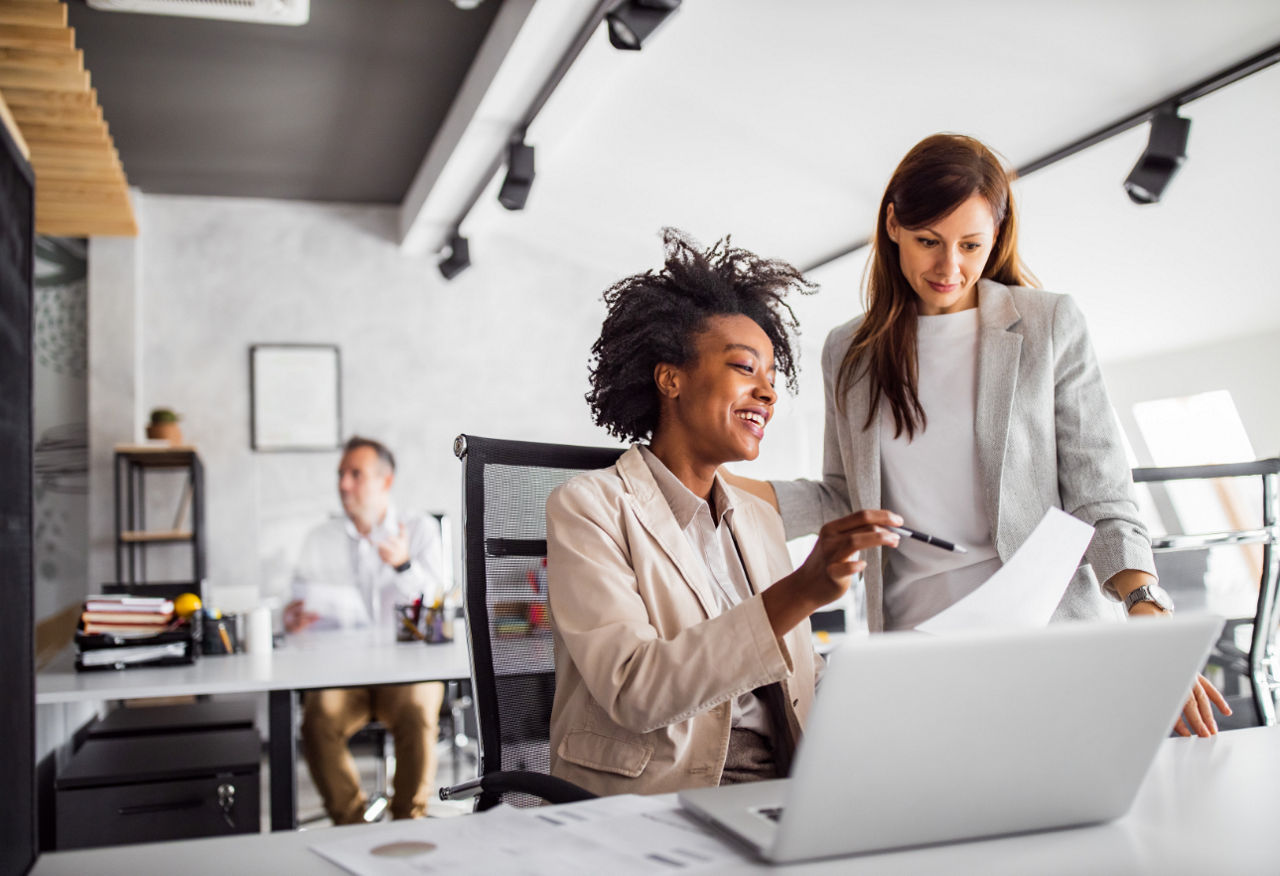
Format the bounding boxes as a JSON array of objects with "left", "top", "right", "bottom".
[
  {"left": 55, "top": 728, "right": 260, "bottom": 850},
  {"left": 87, "top": 699, "right": 257, "bottom": 739}
]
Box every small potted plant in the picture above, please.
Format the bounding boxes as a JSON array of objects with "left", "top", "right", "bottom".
[{"left": 146, "top": 407, "right": 184, "bottom": 444}]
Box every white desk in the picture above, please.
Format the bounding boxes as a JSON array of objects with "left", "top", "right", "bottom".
[
  {"left": 36, "top": 630, "right": 472, "bottom": 830},
  {"left": 31, "top": 724, "right": 1280, "bottom": 875}
]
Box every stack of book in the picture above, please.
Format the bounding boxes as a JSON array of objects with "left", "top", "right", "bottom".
[
  {"left": 80, "top": 594, "right": 175, "bottom": 635},
  {"left": 75, "top": 594, "right": 198, "bottom": 671}
]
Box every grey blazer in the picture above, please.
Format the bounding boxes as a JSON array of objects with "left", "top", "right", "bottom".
[{"left": 773, "top": 279, "right": 1155, "bottom": 632}]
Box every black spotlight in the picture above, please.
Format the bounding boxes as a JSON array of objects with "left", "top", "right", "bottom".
[
  {"left": 1124, "top": 107, "right": 1191, "bottom": 205},
  {"left": 497, "top": 140, "right": 535, "bottom": 211},
  {"left": 438, "top": 233, "right": 470, "bottom": 280},
  {"left": 605, "top": 0, "right": 681, "bottom": 51}
]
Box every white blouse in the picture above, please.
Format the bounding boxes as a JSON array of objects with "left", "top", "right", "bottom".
[{"left": 880, "top": 308, "right": 1002, "bottom": 631}]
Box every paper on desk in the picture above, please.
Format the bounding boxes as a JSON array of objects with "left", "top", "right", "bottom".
[
  {"left": 556, "top": 803, "right": 749, "bottom": 871},
  {"left": 916, "top": 507, "right": 1094, "bottom": 634},
  {"left": 79, "top": 642, "right": 187, "bottom": 666},
  {"left": 310, "top": 794, "right": 749, "bottom": 875},
  {"left": 291, "top": 581, "right": 370, "bottom": 630}
]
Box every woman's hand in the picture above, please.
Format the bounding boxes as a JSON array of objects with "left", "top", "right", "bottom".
[
  {"left": 763, "top": 509, "right": 902, "bottom": 636},
  {"left": 1118, "top": 573, "right": 1233, "bottom": 736},
  {"left": 1174, "top": 673, "right": 1231, "bottom": 737},
  {"left": 1135, "top": 607, "right": 1231, "bottom": 734}
]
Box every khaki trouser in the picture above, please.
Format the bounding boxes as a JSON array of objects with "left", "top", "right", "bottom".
[{"left": 301, "top": 682, "right": 445, "bottom": 824}]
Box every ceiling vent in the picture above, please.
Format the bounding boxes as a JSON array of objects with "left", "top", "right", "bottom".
[{"left": 85, "top": 0, "right": 310, "bottom": 26}]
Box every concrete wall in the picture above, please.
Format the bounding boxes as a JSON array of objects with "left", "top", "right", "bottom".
[
  {"left": 34, "top": 239, "right": 89, "bottom": 623},
  {"left": 87, "top": 193, "right": 625, "bottom": 611}
]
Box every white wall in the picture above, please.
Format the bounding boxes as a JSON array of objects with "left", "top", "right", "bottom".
[
  {"left": 88, "top": 193, "right": 628, "bottom": 610},
  {"left": 1102, "top": 328, "right": 1280, "bottom": 465}
]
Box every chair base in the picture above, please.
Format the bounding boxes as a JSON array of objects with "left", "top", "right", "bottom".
[{"left": 362, "top": 793, "right": 389, "bottom": 823}]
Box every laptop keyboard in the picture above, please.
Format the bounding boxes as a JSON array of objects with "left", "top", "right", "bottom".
[{"left": 755, "top": 806, "right": 784, "bottom": 823}]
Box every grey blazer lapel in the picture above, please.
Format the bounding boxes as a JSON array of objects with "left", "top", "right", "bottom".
[
  {"left": 842, "top": 357, "right": 883, "bottom": 630},
  {"left": 975, "top": 280, "right": 1023, "bottom": 545},
  {"left": 842, "top": 354, "right": 881, "bottom": 513},
  {"left": 616, "top": 448, "right": 720, "bottom": 618}
]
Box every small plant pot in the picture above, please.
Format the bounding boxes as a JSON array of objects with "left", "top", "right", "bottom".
[{"left": 146, "top": 422, "right": 184, "bottom": 444}]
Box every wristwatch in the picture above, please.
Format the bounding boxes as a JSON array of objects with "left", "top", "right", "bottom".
[
  {"left": 393, "top": 559, "right": 412, "bottom": 574},
  {"left": 1123, "top": 583, "right": 1174, "bottom": 613}
]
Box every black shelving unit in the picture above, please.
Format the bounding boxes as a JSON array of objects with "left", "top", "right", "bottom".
[{"left": 113, "top": 445, "right": 206, "bottom": 600}]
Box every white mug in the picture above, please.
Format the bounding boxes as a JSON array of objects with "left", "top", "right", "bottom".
[{"left": 244, "top": 605, "right": 274, "bottom": 654}]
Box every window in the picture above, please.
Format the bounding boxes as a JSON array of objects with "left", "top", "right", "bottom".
[{"left": 1132, "top": 390, "right": 1260, "bottom": 617}]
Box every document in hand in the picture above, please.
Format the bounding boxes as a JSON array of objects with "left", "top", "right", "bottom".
[{"left": 916, "top": 507, "right": 1094, "bottom": 633}]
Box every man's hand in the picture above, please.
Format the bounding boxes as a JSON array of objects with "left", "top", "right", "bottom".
[
  {"left": 283, "top": 599, "right": 320, "bottom": 633},
  {"left": 377, "top": 523, "right": 411, "bottom": 569},
  {"left": 762, "top": 509, "right": 903, "bottom": 636}
]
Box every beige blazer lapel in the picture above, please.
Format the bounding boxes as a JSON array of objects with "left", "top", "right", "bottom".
[
  {"left": 722, "top": 487, "right": 774, "bottom": 597},
  {"left": 616, "top": 448, "right": 720, "bottom": 618},
  {"left": 975, "top": 280, "right": 1023, "bottom": 547}
]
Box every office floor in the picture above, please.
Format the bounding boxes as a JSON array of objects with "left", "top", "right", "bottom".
[{"left": 260, "top": 733, "right": 479, "bottom": 832}]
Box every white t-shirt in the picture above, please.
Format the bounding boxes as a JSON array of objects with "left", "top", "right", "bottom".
[
  {"left": 880, "top": 308, "right": 1002, "bottom": 631},
  {"left": 291, "top": 505, "right": 445, "bottom": 631}
]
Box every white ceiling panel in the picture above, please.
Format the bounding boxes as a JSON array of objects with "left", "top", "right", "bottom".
[{"left": 458, "top": 0, "right": 1280, "bottom": 362}]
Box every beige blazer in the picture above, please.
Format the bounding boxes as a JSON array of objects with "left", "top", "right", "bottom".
[
  {"left": 546, "top": 446, "right": 817, "bottom": 797},
  {"left": 773, "top": 280, "right": 1155, "bottom": 632}
]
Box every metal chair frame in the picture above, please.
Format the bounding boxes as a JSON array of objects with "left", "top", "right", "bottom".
[{"left": 1132, "top": 458, "right": 1280, "bottom": 725}]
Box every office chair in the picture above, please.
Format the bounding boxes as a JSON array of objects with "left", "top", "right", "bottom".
[
  {"left": 439, "top": 434, "right": 624, "bottom": 811},
  {"left": 1132, "top": 457, "right": 1280, "bottom": 728}
]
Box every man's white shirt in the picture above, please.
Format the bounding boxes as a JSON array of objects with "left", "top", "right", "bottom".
[{"left": 292, "top": 505, "right": 446, "bottom": 630}]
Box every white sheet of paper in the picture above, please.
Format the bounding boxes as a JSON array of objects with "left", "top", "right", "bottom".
[
  {"left": 916, "top": 507, "right": 1095, "bottom": 633},
  {"left": 292, "top": 581, "right": 370, "bottom": 630},
  {"left": 309, "top": 795, "right": 749, "bottom": 875},
  {"left": 310, "top": 807, "right": 625, "bottom": 876}
]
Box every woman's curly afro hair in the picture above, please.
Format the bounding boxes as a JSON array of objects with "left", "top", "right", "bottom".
[{"left": 586, "top": 228, "right": 815, "bottom": 443}]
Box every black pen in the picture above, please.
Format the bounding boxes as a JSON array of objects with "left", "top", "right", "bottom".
[{"left": 887, "top": 525, "right": 968, "bottom": 554}]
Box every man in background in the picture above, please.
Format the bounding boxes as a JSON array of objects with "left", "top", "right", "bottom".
[{"left": 285, "top": 435, "right": 446, "bottom": 823}]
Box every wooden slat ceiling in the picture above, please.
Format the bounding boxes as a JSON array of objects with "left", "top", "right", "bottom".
[{"left": 0, "top": 0, "right": 136, "bottom": 236}]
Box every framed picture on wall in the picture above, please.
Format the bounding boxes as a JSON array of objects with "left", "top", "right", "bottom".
[{"left": 250, "top": 344, "right": 342, "bottom": 451}]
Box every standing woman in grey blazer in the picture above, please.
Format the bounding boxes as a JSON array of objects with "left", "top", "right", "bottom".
[{"left": 727, "top": 133, "right": 1228, "bottom": 737}]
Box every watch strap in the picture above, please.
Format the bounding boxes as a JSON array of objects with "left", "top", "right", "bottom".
[{"left": 1124, "top": 584, "right": 1173, "bottom": 613}]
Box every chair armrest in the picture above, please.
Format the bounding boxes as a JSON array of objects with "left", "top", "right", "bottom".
[{"left": 439, "top": 770, "right": 596, "bottom": 805}]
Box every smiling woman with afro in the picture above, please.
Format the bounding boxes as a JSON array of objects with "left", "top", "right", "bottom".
[{"left": 544, "top": 228, "right": 900, "bottom": 797}]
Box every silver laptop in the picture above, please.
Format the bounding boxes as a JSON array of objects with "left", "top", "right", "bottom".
[{"left": 678, "top": 614, "right": 1222, "bottom": 864}]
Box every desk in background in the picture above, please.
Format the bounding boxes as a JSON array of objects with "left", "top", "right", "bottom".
[
  {"left": 36, "top": 629, "right": 472, "bottom": 831},
  {"left": 31, "top": 724, "right": 1280, "bottom": 875}
]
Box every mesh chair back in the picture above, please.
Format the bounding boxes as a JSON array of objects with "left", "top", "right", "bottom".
[{"left": 454, "top": 435, "right": 624, "bottom": 809}]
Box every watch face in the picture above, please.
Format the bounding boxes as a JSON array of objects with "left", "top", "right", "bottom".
[
  {"left": 1149, "top": 585, "right": 1174, "bottom": 611},
  {"left": 1130, "top": 584, "right": 1174, "bottom": 612}
]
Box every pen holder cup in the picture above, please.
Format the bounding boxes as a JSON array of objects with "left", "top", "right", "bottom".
[
  {"left": 395, "top": 603, "right": 454, "bottom": 644},
  {"left": 200, "top": 613, "right": 238, "bottom": 655}
]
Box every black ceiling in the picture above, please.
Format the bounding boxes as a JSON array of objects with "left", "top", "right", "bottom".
[{"left": 67, "top": 0, "right": 502, "bottom": 204}]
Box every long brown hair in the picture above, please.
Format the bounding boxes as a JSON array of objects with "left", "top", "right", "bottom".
[{"left": 836, "top": 133, "right": 1038, "bottom": 439}]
